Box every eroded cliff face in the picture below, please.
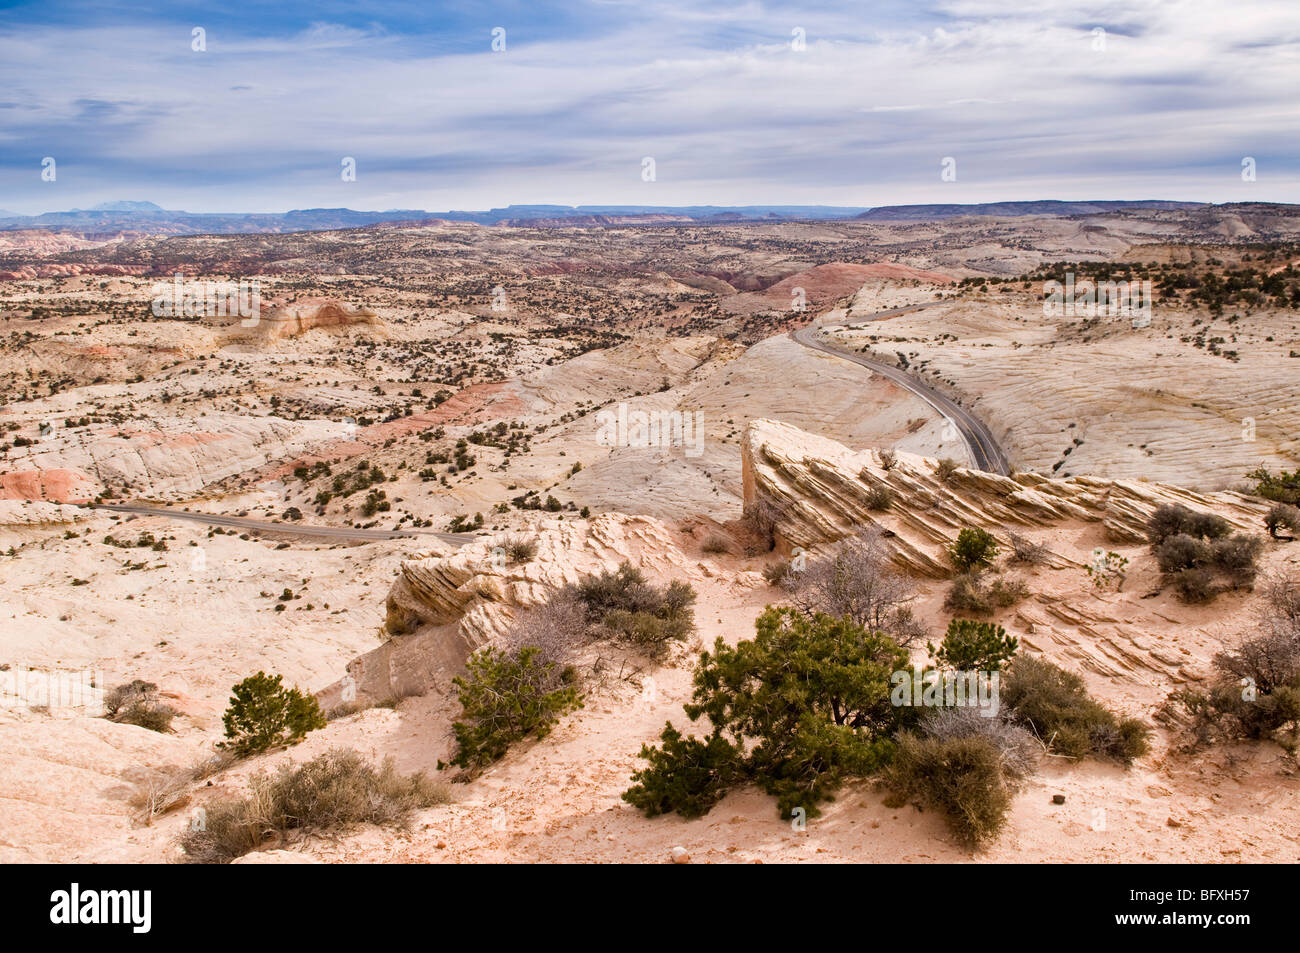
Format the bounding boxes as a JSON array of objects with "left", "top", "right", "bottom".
[
  {"left": 740, "top": 417, "right": 1267, "bottom": 577},
  {"left": 224, "top": 298, "right": 383, "bottom": 343}
]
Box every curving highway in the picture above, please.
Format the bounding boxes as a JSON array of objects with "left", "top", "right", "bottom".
[
  {"left": 81, "top": 502, "right": 478, "bottom": 546},
  {"left": 789, "top": 301, "right": 1011, "bottom": 475}
]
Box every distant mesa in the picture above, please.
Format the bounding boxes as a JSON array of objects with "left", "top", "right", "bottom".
[{"left": 86, "top": 200, "right": 167, "bottom": 213}]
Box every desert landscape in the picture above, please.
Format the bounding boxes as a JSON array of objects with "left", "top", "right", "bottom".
[
  {"left": 5, "top": 1, "right": 1300, "bottom": 898},
  {"left": 2, "top": 202, "right": 1299, "bottom": 865}
]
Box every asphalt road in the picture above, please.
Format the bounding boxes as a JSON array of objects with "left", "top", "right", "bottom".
[
  {"left": 82, "top": 503, "right": 478, "bottom": 546},
  {"left": 790, "top": 301, "right": 1012, "bottom": 475}
]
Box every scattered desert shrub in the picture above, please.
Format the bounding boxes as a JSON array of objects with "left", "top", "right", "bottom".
[
  {"left": 104, "top": 680, "right": 177, "bottom": 733},
  {"left": 502, "top": 535, "right": 538, "bottom": 564},
  {"left": 1259, "top": 572, "right": 1300, "bottom": 639},
  {"left": 1213, "top": 533, "right": 1266, "bottom": 582},
  {"left": 931, "top": 619, "right": 1020, "bottom": 672},
  {"left": 945, "top": 573, "right": 992, "bottom": 614},
  {"left": 920, "top": 705, "right": 1039, "bottom": 782},
  {"left": 701, "top": 532, "right": 732, "bottom": 554},
  {"left": 885, "top": 733, "right": 1013, "bottom": 848},
  {"left": 864, "top": 485, "right": 895, "bottom": 511},
  {"left": 934, "top": 458, "right": 960, "bottom": 483},
  {"left": 1007, "top": 532, "right": 1051, "bottom": 565},
  {"left": 878, "top": 448, "right": 898, "bottom": 470},
  {"left": 623, "top": 607, "right": 908, "bottom": 820},
  {"left": 1174, "top": 599, "right": 1300, "bottom": 751},
  {"left": 180, "top": 749, "right": 450, "bottom": 864},
  {"left": 1149, "top": 505, "right": 1264, "bottom": 600},
  {"left": 1156, "top": 534, "right": 1213, "bottom": 573},
  {"left": 1000, "top": 656, "right": 1149, "bottom": 764},
  {"left": 787, "top": 529, "right": 922, "bottom": 645},
  {"left": 762, "top": 558, "right": 798, "bottom": 588},
  {"left": 575, "top": 562, "right": 697, "bottom": 659},
  {"left": 502, "top": 587, "right": 589, "bottom": 668},
  {"left": 1264, "top": 502, "right": 1300, "bottom": 539},
  {"left": 948, "top": 527, "right": 998, "bottom": 573},
  {"left": 1172, "top": 566, "right": 1218, "bottom": 602},
  {"left": 944, "top": 572, "right": 1028, "bottom": 615},
  {"left": 1147, "top": 503, "right": 1231, "bottom": 546},
  {"left": 218, "top": 672, "right": 326, "bottom": 756},
  {"left": 444, "top": 646, "right": 582, "bottom": 772}
]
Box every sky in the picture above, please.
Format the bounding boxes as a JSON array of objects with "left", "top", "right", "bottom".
[{"left": 1, "top": 0, "right": 1298, "bottom": 214}]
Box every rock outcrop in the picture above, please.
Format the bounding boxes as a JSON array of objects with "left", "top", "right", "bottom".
[
  {"left": 2, "top": 413, "right": 350, "bottom": 502},
  {"left": 226, "top": 298, "right": 383, "bottom": 343},
  {"left": 325, "top": 514, "right": 694, "bottom": 707},
  {"left": 741, "top": 417, "right": 1268, "bottom": 577}
]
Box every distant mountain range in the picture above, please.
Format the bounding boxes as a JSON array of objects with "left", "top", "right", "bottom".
[
  {"left": 0, "top": 199, "right": 1217, "bottom": 236},
  {"left": 854, "top": 199, "right": 1204, "bottom": 221}
]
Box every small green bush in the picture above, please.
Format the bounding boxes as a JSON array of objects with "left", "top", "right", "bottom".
[
  {"left": 218, "top": 672, "right": 326, "bottom": 756},
  {"left": 445, "top": 646, "right": 582, "bottom": 771},
  {"left": 623, "top": 607, "right": 907, "bottom": 821},
  {"left": 1247, "top": 466, "right": 1300, "bottom": 506},
  {"left": 931, "top": 619, "right": 1019, "bottom": 672},
  {"left": 622, "top": 724, "right": 741, "bottom": 819},
  {"left": 948, "top": 528, "right": 998, "bottom": 573}
]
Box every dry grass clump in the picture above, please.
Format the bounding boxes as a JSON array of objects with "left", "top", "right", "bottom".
[
  {"left": 944, "top": 572, "right": 1029, "bottom": 614},
  {"left": 129, "top": 751, "right": 237, "bottom": 825},
  {"left": 104, "top": 680, "right": 177, "bottom": 733},
  {"left": 701, "top": 532, "right": 733, "bottom": 554},
  {"left": 179, "top": 748, "right": 451, "bottom": 864},
  {"left": 502, "top": 535, "right": 538, "bottom": 564},
  {"left": 885, "top": 731, "right": 1018, "bottom": 848},
  {"left": 1006, "top": 531, "right": 1051, "bottom": 565}
]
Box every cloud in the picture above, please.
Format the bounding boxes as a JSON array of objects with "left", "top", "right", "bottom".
[{"left": 0, "top": 0, "right": 1297, "bottom": 212}]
